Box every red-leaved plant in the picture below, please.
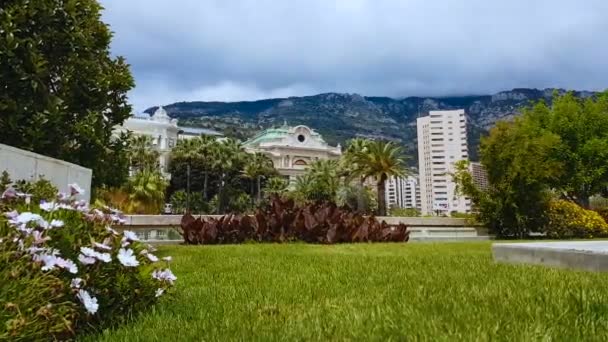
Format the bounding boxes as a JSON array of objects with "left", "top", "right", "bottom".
[{"left": 181, "top": 196, "right": 409, "bottom": 244}]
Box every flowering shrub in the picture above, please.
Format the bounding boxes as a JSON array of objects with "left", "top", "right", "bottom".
[
  {"left": 0, "top": 184, "right": 176, "bottom": 340},
  {"left": 545, "top": 200, "right": 608, "bottom": 238}
]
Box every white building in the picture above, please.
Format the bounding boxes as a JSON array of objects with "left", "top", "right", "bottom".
[
  {"left": 417, "top": 109, "right": 471, "bottom": 215},
  {"left": 116, "top": 106, "right": 223, "bottom": 176},
  {"left": 470, "top": 161, "right": 489, "bottom": 191},
  {"left": 385, "top": 175, "right": 421, "bottom": 211},
  {"left": 179, "top": 126, "right": 223, "bottom": 140},
  {"left": 243, "top": 124, "right": 341, "bottom": 182}
]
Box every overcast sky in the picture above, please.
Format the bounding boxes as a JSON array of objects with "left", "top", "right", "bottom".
[{"left": 100, "top": 0, "right": 608, "bottom": 111}]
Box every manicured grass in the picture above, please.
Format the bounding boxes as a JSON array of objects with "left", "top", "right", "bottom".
[{"left": 90, "top": 242, "right": 608, "bottom": 341}]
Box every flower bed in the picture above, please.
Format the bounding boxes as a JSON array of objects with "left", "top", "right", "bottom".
[
  {"left": 0, "top": 184, "right": 176, "bottom": 340},
  {"left": 181, "top": 196, "right": 409, "bottom": 244}
]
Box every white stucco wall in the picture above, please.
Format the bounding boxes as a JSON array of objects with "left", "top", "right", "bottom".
[{"left": 0, "top": 143, "right": 92, "bottom": 202}]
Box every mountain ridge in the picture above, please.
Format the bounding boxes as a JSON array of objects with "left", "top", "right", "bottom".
[{"left": 144, "top": 88, "right": 597, "bottom": 162}]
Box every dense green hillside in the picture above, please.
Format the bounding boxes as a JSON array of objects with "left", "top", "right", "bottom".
[{"left": 145, "top": 88, "right": 595, "bottom": 162}]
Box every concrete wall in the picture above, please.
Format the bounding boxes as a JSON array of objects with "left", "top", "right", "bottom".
[
  {"left": 0, "top": 143, "right": 92, "bottom": 201},
  {"left": 116, "top": 215, "right": 491, "bottom": 242}
]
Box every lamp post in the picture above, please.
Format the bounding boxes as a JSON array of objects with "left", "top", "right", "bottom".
[{"left": 186, "top": 163, "right": 191, "bottom": 213}]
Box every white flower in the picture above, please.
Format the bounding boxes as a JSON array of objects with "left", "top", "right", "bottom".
[
  {"left": 5, "top": 210, "right": 18, "bottom": 219},
  {"left": 27, "top": 246, "right": 55, "bottom": 255},
  {"left": 146, "top": 253, "right": 159, "bottom": 262},
  {"left": 147, "top": 244, "right": 157, "bottom": 252},
  {"left": 106, "top": 226, "right": 119, "bottom": 235},
  {"left": 39, "top": 201, "right": 58, "bottom": 212},
  {"left": 96, "top": 252, "right": 111, "bottom": 263},
  {"left": 117, "top": 248, "right": 139, "bottom": 267},
  {"left": 1, "top": 187, "right": 16, "bottom": 199},
  {"left": 76, "top": 289, "right": 98, "bottom": 314},
  {"left": 34, "top": 253, "right": 60, "bottom": 271},
  {"left": 9, "top": 212, "right": 46, "bottom": 227},
  {"left": 122, "top": 230, "right": 140, "bottom": 242},
  {"left": 80, "top": 247, "right": 97, "bottom": 258},
  {"left": 93, "top": 241, "right": 111, "bottom": 250},
  {"left": 80, "top": 246, "right": 111, "bottom": 263},
  {"left": 152, "top": 269, "right": 177, "bottom": 284},
  {"left": 56, "top": 258, "right": 78, "bottom": 274},
  {"left": 57, "top": 203, "right": 74, "bottom": 210},
  {"left": 78, "top": 254, "right": 96, "bottom": 265},
  {"left": 155, "top": 288, "right": 165, "bottom": 297},
  {"left": 71, "top": 278, "right": 83, "bottom": 289},
  {"left": 111, "top": 214, "right": 126, "bottom": 224},
  {"left": 68, "top": 183, "right": 85, "bottom": 196},
  {"left": 162, "top": 256, "right": 172, "bottom": 262},
  {"left": 31, "top": 230, "right": 50, "bottom": 245},
  {"left": 50, "top": 219, "right": 64, "bottom": 228}
]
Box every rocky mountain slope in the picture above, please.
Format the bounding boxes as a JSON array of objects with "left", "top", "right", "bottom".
[{"left": 144, "top": 88, "right": 594, "bottom": 161}]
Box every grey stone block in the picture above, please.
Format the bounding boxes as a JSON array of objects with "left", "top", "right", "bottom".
[{"left": 493, "top": 241, "right": 608, "bottom": 272}]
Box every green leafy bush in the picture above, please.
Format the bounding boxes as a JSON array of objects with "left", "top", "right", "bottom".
[
  {"left": 13, "top": 177, "right": 59, "bottom": 206},
  {"left": 545, "top": 200, "right": 608, "bottom": 238},
  {"left": 0, "top": 184, "right": 176, "bottom": 340},
  {"left": 336, "top": 185, "right": 377, "bottom": 214},
  {"left": 389, "top": 207, "right": 420, "bottom": 217},
  {"left": 170, "top": 190, "right": 210, "bottom": 214}
]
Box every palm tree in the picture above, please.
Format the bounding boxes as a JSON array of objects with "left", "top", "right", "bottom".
[
  {"left": 212, "top": 138, "right": 247, "bottom": 213},
  {"left": 126, "top": 169, "right": 168, "bottom": 214},
  {"left": 171, "top": 136, "right": 217, "bottom": 200},
  {"left": 292, "top": 159, "right": 340, "bottom": 203},
  {"left": 353, "top": 140, "right": 408, "bottom": 216},
  {"left": 342, "top": 138, "right": 370, "bottom": 183},
  {"left": 242, "top": 152, "right": 275, "bottom": 202},
  {"left": 128, "top": 135, "right": 159, "bottom": 173}
]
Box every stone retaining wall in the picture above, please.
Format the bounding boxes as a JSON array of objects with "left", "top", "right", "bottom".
[{"left": 115, "top": 215, "right": 490, "bottom": 243}]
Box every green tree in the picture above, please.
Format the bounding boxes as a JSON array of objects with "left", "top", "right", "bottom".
[
  {"left": 263, "top": 177, "right": 289, "bottom": 198},
  {"left": 523, "top": 91, "right": 608, "bottom": 208},
  {"left": 0, "top": 0, "right": 134, "bottom": 187},
  {"left": 453, "top": 117, "right": 563, "bottom": 237},
  {"left": 170, "top": 136, "right": 217, "bottom": 201},
  {"left": 351, "top": 140, "right": 407, "bottom": 216},
  {"left": 125, "top": 170, "right": 168, "bottom": 214},
  {"left": 127, "top": 135, "right": 159, "bottom": 173},
  {"left": 241, "top": 152, "right": 276, "bottom": 203}
]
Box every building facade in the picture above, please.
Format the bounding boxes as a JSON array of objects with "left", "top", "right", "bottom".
[
  {"left": 116, "top": 106, "right": 223, "bottom": 176},
  {"left": 417, "top": 109, "right": 471, "bottom": 215},
  {"left": 469, "top": 161, "right": 489, "bottom": 191},
  {"left": 385, "top": 175, "right": 421, "bottom": 211},
  {"left": 243, "top": 124, "right": 341, "bottom": 182}
]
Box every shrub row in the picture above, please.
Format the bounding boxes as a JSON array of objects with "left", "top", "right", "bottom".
[
  {"left": 181, "top": 196, "right": 409, "bottom": 244},
  {"left": 545, "top": 199, "right": 608, "bottom": 238}
]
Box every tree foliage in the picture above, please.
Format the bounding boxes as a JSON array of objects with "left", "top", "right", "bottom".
[
  {"left": 0, "top": 0, "right": 134, "bottom": 187},
  {"left": 125, "top": 169, "right": 168, "bottom": 214},
  {"left": 453, "top": 90, "right": 608, "bottom": 237},
  {"left": 169, "top": 137, "right": 276, "bottom": 214},
  {"left": 127, "top": 135, "right": 159, "bottom": 173},
  {"left": 522, "top": 92, "right": 608, "bottom": 207},
  {"left": 345, "top": 140, "right": 408, "bottom": 216}
]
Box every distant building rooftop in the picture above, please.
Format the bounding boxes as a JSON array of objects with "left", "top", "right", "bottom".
[{"left": 178, "top": 126, "right": 223, "bottom": 137}]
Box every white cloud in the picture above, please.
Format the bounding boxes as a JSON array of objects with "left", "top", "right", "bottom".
[{"left": 101, "top": 0, "right": 608, "bottom": 110}]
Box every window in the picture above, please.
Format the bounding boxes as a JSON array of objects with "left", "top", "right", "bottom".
[{"left": 297, "top": 134, "right": 306, "bottom": 142}]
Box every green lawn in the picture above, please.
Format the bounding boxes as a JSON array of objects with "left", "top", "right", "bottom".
[{"left": 91, "top": 242, "right": 608, "bottom": 341}]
